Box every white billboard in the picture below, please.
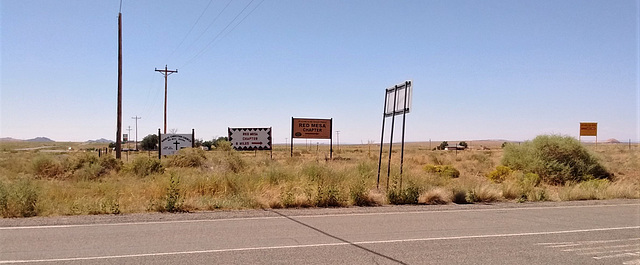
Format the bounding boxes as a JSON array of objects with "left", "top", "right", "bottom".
[
  {"left": 160, "top": 134, "right": 193, "bottom": 156},
  {"left": 228, "top": 127, "right": 272, "bottom": 150},
  {"left": 384, "top": 80, "right": 412, "bottom": 117}
]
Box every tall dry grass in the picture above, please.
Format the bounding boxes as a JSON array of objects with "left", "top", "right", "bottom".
[{"left": 0, "top": 140, "right": 638, "bottom": 217}]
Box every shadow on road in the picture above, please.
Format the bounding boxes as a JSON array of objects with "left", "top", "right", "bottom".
[{"left": 268, "top": 209, "right": 407, "bottom": 265}]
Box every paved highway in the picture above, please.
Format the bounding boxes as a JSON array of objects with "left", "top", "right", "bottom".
[{"left": 1, "top": 200, "right": 639, "bottom": 264}]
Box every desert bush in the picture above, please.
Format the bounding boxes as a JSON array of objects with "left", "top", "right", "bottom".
[
  {"left": 451, "top": 189, "right": 469, "bottom": 204},
  {"left": 387, "top": 181, "right": 420, "bottom": 205},
  {"left": 423, "top": 164, "right": 460, "bottom": 178},
  {"left": 467, "top": 185, "right": 502, "bottom": 203},
  {"left": 166, "top": 148, "right": 206, "bottom": 168},
  {"left": 501, "top": 135, "right": 611, "bottom": 185},
  {"left": 487, "top": 166, "right": 512, "bottom": 183},
  {"left": 224, "top": 152, "right": 246, "bottom": 173},
  {"left": 1, "top": 179, "right": 39, "bottom": 217},
  {"left": 215, "top": 140, "right": 232, "bottom": 151},
  {"left": 316, "top": 184, "right": 345, "bottom": 207},
  {"left": 100, "top": 156, "right": 122, "bottom": 172},
  {"left": 32, "top": 155, "right": 64, "bottom": 178},
  {"left": 161, "top": 174, "right": 184, "bottom": 212},
  {"left": 419, "top": 187, "right": 450, "bottom": 204},
  {"left": 127, "top": 156, "right": 163, "bottom": 177},
  {"left": 349, "top": 180, "right": 378, "bottom": 206},
  {"left": 0, "top": 181, "right": 8, "bottom": 216}
]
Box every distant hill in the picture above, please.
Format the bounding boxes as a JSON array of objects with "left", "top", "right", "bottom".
[
  {"left": 0, "top": 137, "right": 21, "bottom": 142},
  {"left": 26, "top": 137, "right": 55, "bottom": 142},
  {"left": 86, "top": 138, "right": 114, "bottom": 144}
]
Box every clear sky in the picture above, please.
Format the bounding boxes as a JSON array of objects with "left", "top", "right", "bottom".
[{"left": 1, "top": 0, "right": 639, "bottom": 144}]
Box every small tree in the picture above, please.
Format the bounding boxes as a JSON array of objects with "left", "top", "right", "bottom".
[
  {"left": 202, "top": 140, "right": 214, "bottom": 150},
  {"left": 437, "top": 141, "right": 448, "bottom": 150},
  {"left": 213, "top": 136, "right": 229, "bottom": 148},
  {"left": 140, "top": 134, "right": 159, "bottom": 151},
  {"left": 459, "top": 141, "right": 468, "bottom": 149}
]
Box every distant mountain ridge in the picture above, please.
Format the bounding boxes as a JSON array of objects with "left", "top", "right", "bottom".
[
  {"left": 0, "top": 137, "right": 55, "bottom": 142},
  {"left": 86, "top": 138, "right": 114, "bottom": 144},
  {"left": 25, "top": 137, "right": 55, "bottom": 142}
]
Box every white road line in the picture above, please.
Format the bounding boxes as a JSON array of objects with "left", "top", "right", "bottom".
[
  {"left": 541, "top": 238, "right": 640, "bottom": 248},
  {"left": 2, "top": 203, "right": 639, "bottom": 230},
  {"left": 624, "top": 259, "right": 640, "bottom": 264},
  {"left": 579, "top": 248, "right": 640, "bottom": 256},
  {"left": 1, "top": 226, "right": 639, "bottom": 264},
  {"left": 593, "top": 252, "right": 640, "bottom": 260},
  {"left": 562, "top": 243, "right": 640, "bottom": 252}
]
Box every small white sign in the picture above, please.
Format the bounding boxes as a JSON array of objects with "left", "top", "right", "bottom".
[
  {"left": 160, "top": 134, "right": 193, "bottom": 156},
  {"left": 229, "top": 128, "right": 272, "bottom": 150}
]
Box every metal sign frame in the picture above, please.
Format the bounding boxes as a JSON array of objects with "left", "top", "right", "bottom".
[{"left": 377, "top": 80, "right": 412, "bottom": 190}]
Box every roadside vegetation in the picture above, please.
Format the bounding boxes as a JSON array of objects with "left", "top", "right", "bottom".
[{"left": 0, "top": 135, "right": 638, "bottom": 217}]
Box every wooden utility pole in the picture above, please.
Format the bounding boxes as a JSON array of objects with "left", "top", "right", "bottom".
[
  {"left": 116, "top": 11, "right": 123, "bottom": 159},
  {"left": 132, "top": 116, "right": 141, "bottom": 151},
  {"left": 155, "top": 65, "right": 177, "bottom": 134}
]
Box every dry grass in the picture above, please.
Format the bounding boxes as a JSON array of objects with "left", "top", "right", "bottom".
[{"left": 0, "top": 141, "right": 638, "bottom": 217}]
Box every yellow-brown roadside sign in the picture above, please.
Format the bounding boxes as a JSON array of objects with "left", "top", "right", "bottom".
[
  {"left": 292, "top": 118, "right": 332, "bottom": 139},
  {"left": 580, "top": 122, "right": 597, "bottom": 136}
]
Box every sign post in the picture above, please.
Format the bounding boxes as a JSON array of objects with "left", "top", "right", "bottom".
[{"left": 291, "top": 118, "right": 333, "bottom": 159}]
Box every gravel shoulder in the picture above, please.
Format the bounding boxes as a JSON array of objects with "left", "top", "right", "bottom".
[{"left": 2, "top": 199, "right": 639, "bottom": 228}]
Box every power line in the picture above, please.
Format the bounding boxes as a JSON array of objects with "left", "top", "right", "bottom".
[
  {"left": 219, "top": 0, "right": 265, "bottom": 41},
  {"left": 166, "top": 0, "right": 215, "bottom": 62},
  {"left": 181, "top": 0, "right": 257, "bottom": 68},
  {"left": 176, "top": 0, "right": 235, "bottom": 65}
]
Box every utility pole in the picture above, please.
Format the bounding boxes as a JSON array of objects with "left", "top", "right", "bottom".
[
  {"left": 126, "top": 126, "right": 132, "bottom": 150},
  {"left": 115, "top": 8, "right": 123, "bottom": 159},
  {"left": 132, "top": 116, "right": 141, "bottom": 151},
  {"left": 155, "top": 65, "right": 177, "bottom": 134}
]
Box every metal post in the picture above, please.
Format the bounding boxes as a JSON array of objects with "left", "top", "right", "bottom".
[
  {"left": 386, "top": 85, "right": 399, "bottom": 190},
  {"left": 399, "top": 81, "right": 409, "bottom": 189},
  {"left": 158, "top": 128, "right": 161, "bottom": 160},
  {"left": 377, "top": 90, "right": 389, "bottom": 189},
  {"left": 330, "top": 118, "right": 333, "bottom": 160}
]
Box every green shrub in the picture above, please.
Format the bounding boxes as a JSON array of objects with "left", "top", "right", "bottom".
[
  {"left": 487, "top": 166, "right": 512, "bottom": 183},
  {"left": 100, "top": 156, "right": 122, "bottom": 172},
  {"left": 387, "top": 183, "right": 420, "bottom": 205},
  {"left": 162, "top": 174, "right": 184, "bottom": 212},
  {"left": 224, "top": 152, "right": 246, "bottom": 173},
  {"left": 2, "top": 179, "right": 39, "bottom": 217},
  {"left": 316, "top": 184, "right": 344, "bottom": 207},
  {"left": 32, "top": 155, "right": 64, "bottom": 178},
  {"left": 166, "top": 148, "right": 206, "bottom": 168},
  {"left": 128, "top": 157, "right": 163, "bottom": 177},
  {"left": 350, "top": 180, "right": 377, "bottom": 206},
  {"left": 423, "top": 164, "right": 460, "bottom": 178},
  {"left": 501, "top": 135, "right": 611, "bottom": 185},
  {"left": 0, "top": 181, "right": 8, "bottom": 216}
]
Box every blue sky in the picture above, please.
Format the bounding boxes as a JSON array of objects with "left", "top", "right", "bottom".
[{"left": 1, "top": 0, "right": 639, "bottom": 144}]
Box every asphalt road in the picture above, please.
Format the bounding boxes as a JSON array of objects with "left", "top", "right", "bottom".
[{"left": 1, "top": 200, "right": 639, "bottom": 264}]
